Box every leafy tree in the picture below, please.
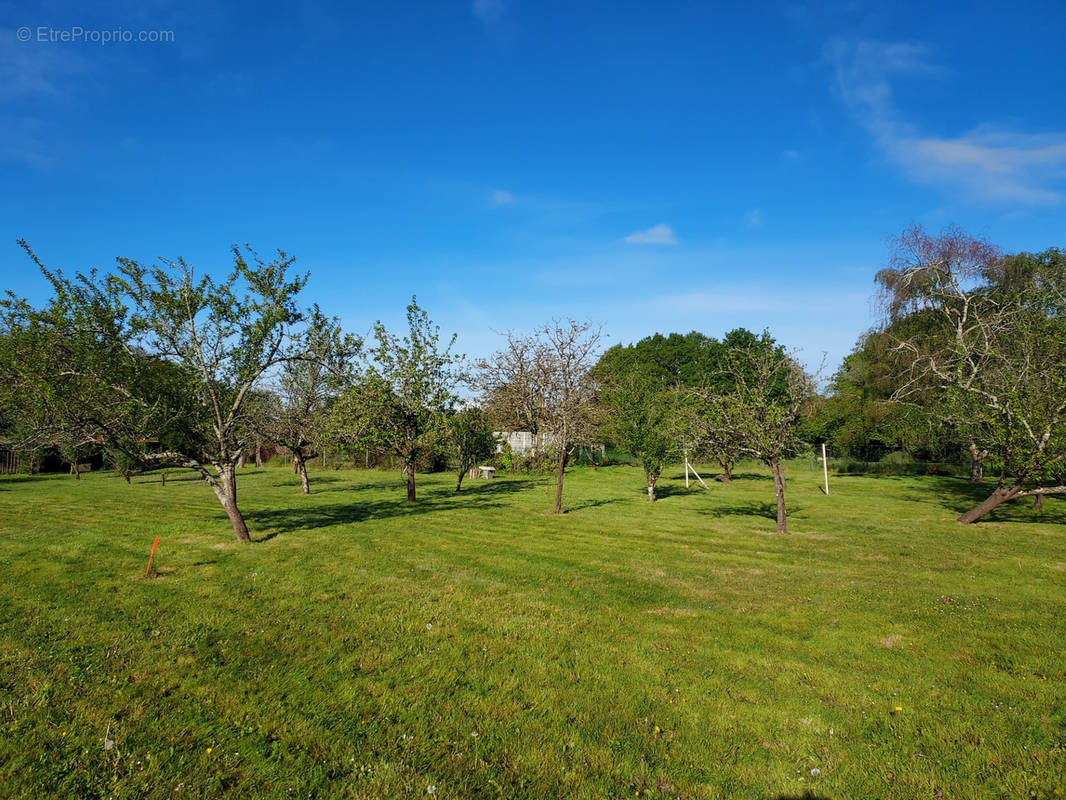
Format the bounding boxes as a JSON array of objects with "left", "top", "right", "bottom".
[
  {"left": 597, "top": 365, "right": 677, "bottom": 501},
  {"left": 329, "top": 297, "right": 463, "bottom": 502},
  {"left": 664, "top": 388, "right": 742, "bottom": 482},
  {"left": 270, "top": 309, "right": 359, "bottom": 493},
  {"left": 448, "top": 406, "right": 497, "bottom": 491},
  {"left": 595, "top": 327, "right": 779, "bottom": 484},
  {"left": 711, "top": 344, "right": 817, "bottom": 534},
  {"left": 106, "top": 445, "right": 144, "bottom": 484},
  {"left": 595, "top": 331, "right": 725, "bottom": 389},
  {"left": 0, "top": 241, "right": 343, "bottom": 542},
  {"left": 816, "top": 330, "right": 942, "bottom": 462},
  {"left": 877, "top": 227, "right": 1066, "bottom": 522}
]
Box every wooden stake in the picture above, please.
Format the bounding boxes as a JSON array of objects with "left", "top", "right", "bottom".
[
  {"left": 145, "top": 536, "right": 160, "bottom": 577},
  {"left": 821, "top": 442, "right": 830, "bottom": 496}
]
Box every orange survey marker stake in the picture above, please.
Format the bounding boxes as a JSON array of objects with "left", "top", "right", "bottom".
[{"left": 145, "top": 536, "right": 160, "bottom": 577}]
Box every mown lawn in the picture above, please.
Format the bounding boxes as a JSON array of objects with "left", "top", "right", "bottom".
[{"left": 0, "top": 461, "right": 1063, "bottom": 799}]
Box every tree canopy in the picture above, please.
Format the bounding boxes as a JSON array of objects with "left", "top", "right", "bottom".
[
  {"left": 0, "top": 242, "right": 351, "bottom": 541},
  {"left": 328, "top": 297, "right": 463, "bottom": 502}
]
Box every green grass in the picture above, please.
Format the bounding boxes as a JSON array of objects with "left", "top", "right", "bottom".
[{"left": 1, "top": 461, "right": 1064, "bottom": 799}]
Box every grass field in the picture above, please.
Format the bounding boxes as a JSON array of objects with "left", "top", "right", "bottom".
[{"left": 1, "top": 461, "right": 1064, "bottom": 799}]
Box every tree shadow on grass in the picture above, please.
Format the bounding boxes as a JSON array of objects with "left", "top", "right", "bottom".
[
  {"left": 837, "top": 472, "right": 1066, "bottom": 524},
  {"left": 463, "top": 479, "right": 536, "bottom": 499},
  {"left": 569, "top": 497, "right": 624, "bottom": 511},
  {"left": 721, "top": 471, "right": 774, "bottom": 481},
  {"left": 666, "top": 470, "right": 771, "bottom": 483},
  {"left": 652, "top": 484, "right": 702, "bottom": 499},
  {"left": 295, "top": 473, "right": 346, "bottom": 485},
  {"left": 134, "top": 473, "right": 202, "bottom": 485},
  {"left": 771, "top": 794, "right": 831, "bottom": 800},
  {"left": 244, "top": 477, "right": 535, "bottom": 541},
  {"left": 0, "top": 474, "right": 43, "bottom": 489},
  {"left": 700, "top": 500, "right": 777, "bottom": 520},
  {"left": 698, "top": 500, "right": 805, "bottom": 522},
  {"left": 315, "top": 475, "right": 524, "bottom": 494}
]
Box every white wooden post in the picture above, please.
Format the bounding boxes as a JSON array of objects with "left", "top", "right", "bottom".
[
  {"left": 684, "top": 449, "right": 690, "bottom": 488},
  {"left": 821, "top": 442, "right": 830, "bottom": 496},
  {"left": 686, "top": 458, "right": 709, "bottom": 489}
]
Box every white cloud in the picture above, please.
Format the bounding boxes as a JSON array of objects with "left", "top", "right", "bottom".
[
  {"left": 745, "top": 209, "right": 763, "bottom": 228},
  {"left": 826, "top": 37, "right": 1066, "bottom": 205},
  {"left": 624, "top": 223, "right": 677, "bottom": 245},
  {"left": 492, "top": 188, "right": 515, "bottom": 206},
  {"left": 903, "top": 129, "right": 1066, "bottom": 205}
]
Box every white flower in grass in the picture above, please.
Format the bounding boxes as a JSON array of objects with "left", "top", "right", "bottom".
[{"left": 810, "top": 768, "right": 821, "bottom": 777}]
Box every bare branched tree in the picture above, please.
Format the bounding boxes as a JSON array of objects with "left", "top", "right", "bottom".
[
  {"left": 478, "top": 320, "right": 602, "bottom": 513},
  {"left": 877, "top": 226, "right": 1066, "bottom": 522},
  {"left": 478, "top": 333, "right": 546, "bottom": 457}
]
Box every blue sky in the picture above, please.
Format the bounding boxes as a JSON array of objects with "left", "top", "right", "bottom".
[{"left": 2, "top": 0, "right": 1065, "bottom": 374}]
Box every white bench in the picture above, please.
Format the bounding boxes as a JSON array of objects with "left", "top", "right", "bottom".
[{"left": 477, "top": 465, "right": 496, "bottom": 479}]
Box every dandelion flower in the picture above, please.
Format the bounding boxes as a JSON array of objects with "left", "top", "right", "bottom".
[
  {"left": 653, "top": 725, "right": 661, "bottom": 734},
  {"left": 206, "top": 747, "right": 213, "bottom": 754}
]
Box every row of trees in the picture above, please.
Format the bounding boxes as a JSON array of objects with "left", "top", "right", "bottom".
[
  {"left": 1, "top": 225, "right": 1062, "bottom": 541},
  {"left": 593, "top": 330, "right": 817, "bottom": 533},
  {"left": 0, "top": 245, "right": 497, "bottom": 541},
  {"left": 0, "top": 238, "right": 813, "bottom": 540}
]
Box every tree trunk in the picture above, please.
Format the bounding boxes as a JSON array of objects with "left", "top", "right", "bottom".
[
  {"left": 1033, "top": 493, "right": 1044, "bottom": 513},
  {"left": 161, "top": 471, "right": 167, "bottom": 487},
  {"left": 292, "top": 454, "right": 299, "bottom": 474},
  {"left": 211, "top": 462, "right": 251, "bottom": 542},
  {"left": 553, "top": 447, "right": 568, "bottom": 514},
  {"left": 957, "top": 484, "right": 1022, "bottom": 524},
  {"left": 405, "top": 461, "right": 416, "bottom": 502},
  {"left": 255, "top": 440, "right": 263, "bottom": 468},
  {"left": 968, "top": 442, "right": 986, "bottom": 482},
  {"left": 237, "top": 451, "right": 246, "bottom": 469},
  {"left": 770, "top": 457, "right": 787, "bottom": 534},
  {"left": 293, "top": 452, "right": 310, "bottom": 494},
  {"left": 455, "top": 469, "right": 465, "bottom": 492},
  {"left": 717, "top": 460, "right": 733, "bottom": 483},
  {"left": 646, "top": 473, "right": 657, "bottom": 502}
]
